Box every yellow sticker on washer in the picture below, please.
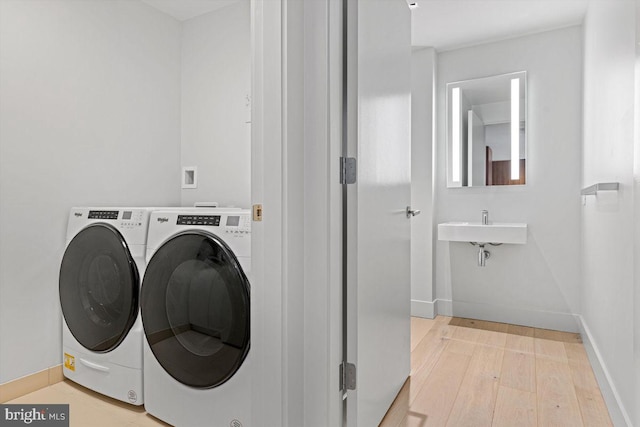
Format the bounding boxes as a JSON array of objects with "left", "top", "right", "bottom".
[{"left": 64, "top": 353, "right": 75, "bottom": 371}]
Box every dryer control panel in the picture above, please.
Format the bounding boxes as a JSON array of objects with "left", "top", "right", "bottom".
[
  {"left": 177, "top": 215, "right": 221, "bottom": 226},
  {"left": 175, "top": 214, "right": 251, "bottom": 234},
  {"left": 224, "top": 214, "right": 251, "bottom": 234}
]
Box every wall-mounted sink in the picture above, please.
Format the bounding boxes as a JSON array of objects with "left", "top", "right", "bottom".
[{"left": 438, "top": 221, "right": 528, "bottom": 244}]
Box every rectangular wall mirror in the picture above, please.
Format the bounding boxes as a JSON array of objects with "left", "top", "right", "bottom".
[{"left": 446, "top": 71, "right": 527, "bottom": 188}]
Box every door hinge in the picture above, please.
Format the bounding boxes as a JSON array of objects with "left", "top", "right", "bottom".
[
  {"left": 340, "top": 361, "right": 356, "bottom": 391},
  {"left": 340, "top": 157, "right": 357, "bottom": 184}
]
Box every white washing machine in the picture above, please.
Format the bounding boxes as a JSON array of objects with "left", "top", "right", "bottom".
[
  {"left": 141, "top": 208, "right": 251, "bottom": 427},
  {"left": 59, "top": 207, "right": 153, "bottom": 405}
]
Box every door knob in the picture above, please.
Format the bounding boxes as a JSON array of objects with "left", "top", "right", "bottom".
[{"left": 406, "top": 206, "right": 421, "bottom": 218}]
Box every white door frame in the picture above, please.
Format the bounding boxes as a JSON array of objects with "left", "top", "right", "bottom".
[
  {"left": 251, "top": 1, "right": 343, "bottom": 425},
  {"left": 250, "top": 0, "right": 284, "bottom": 425}
]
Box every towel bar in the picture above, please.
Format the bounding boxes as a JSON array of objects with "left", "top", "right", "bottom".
[{"left": 580, "top": 182, "right": 619, "bottom": 196}]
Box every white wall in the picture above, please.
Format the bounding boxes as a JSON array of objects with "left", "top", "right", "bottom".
[
  {"left": 410, "top": 47, "right": 435, "bottom": 317},
  {"left": 635, "top": 2, "right": 640, "bottom": 423},
  {"left": 581, "top": 1, "right": 636, "bottom": 425},
  {"left": 0, "top": 0, "right": 182, "bottom": 384},
  {"left": 180, "top": 2, "right": 251, "bottom": 208},
  {"left": 435, "top": 26, "right": 583, "bottom": 331}
]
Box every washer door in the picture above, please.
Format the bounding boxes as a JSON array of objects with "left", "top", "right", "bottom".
[
  {"left": 59, "top": 224, "right": 139, "bottom": 353},
  {"left": 141, "top": 232, "right": 250, "bottom": 389}
]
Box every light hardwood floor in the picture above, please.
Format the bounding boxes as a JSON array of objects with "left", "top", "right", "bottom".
[
  {"left": 379, "top": 316, "right": 612, "bottom": 427},
  {"left": 7, "top": 316, "right": 612, "bottom": 427},
  {"left": 6, "top": 381, "right": 167, "bottom": 426}
]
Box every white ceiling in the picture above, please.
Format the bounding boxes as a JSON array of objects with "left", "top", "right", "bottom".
[
  {"left": 411, "top": 0, "right": 590, "bottom": 51},
  {"left": 140, "top": 0, "right": 242, "bottom": 21},
  {"left": 140, "top": 0, "right": 590, "bottom": 51}
]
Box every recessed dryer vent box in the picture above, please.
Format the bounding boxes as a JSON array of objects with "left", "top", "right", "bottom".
[{"left": 182, "top": 166, "right": 197, "bottom": 189}]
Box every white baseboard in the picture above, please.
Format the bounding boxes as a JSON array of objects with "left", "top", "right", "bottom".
[
  {"left": 410, "top": 299, "right": 435, "bottom": 318},
  {"left": 577, "top": 315, "right": 632, "bottom": 427},
  {"left": 435, "top": 299, "right": 453, "bottom": 317},
  {"left": 410, "top": 299, "right": 454, "bottom": 318},
  {"left": 451, "top": 300, "right": 580, "bottom": 333}
]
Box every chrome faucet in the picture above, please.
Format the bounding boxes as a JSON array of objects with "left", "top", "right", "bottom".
[{"left": 481, "top": 210, "right": 489, "bottom": 225}]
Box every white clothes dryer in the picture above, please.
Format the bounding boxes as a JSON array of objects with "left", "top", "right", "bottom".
[
  {"left": 141, "top": 208, "right": 251, "bottom": 427},
  {"left": 59, "top": 207, "right": 153, "bottom": 405}
]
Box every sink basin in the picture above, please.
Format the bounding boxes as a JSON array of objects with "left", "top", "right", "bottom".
[{"left": 438, "top": 221, "right": 527, "bottom": 244}]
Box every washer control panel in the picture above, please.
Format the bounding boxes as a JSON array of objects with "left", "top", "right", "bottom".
[
  {"left": 86, "top": 210, "right": 145, "bottom": 229},
  {"left": 88, "top": 210, "right": 119, "bottom": 220},
  {"left": 118, "top": 210, "right": 145, "bottom": 230}
]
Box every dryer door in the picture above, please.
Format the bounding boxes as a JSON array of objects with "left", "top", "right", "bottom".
[
  {"left": 141, "top": 232, "right": 250, "bottom": 389},
  {"left": 59, "top": 224, "right": 139, "bottom": 352}
]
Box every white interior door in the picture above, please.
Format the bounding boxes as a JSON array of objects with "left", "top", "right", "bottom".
[{"left": 345, "top": 0, "right": 412, "bottom": 426}]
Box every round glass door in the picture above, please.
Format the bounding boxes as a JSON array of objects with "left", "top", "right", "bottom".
[
  {"left": 141, "top": 232, "right": 250, "bottom": 389},
  {"left": 59, "top": 224, "right": 139, "bottom": 352}
]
